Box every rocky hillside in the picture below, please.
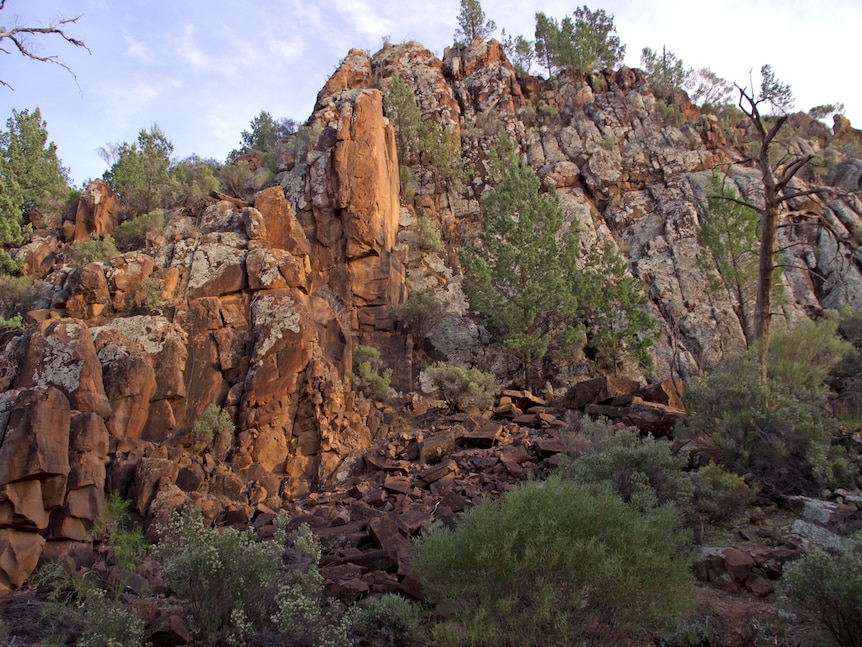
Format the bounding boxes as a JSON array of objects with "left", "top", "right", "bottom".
[{"left": 0, "top": 36, "right": 861, "bottom": 602}]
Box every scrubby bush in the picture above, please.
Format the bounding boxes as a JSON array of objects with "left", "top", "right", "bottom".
[
  {"left": 70, "top": 234, "right": 119, "bottom": 264},
  {"left": 782, "top": 537, "right": 862, "bottom": 647},
  {"left": 191, "top": 404, "right": 234, "bottom": 446},
  {"left": 32, "top": 496, "right": 148, "bottom": 646},
  {"left": 168, "top": 156, "right": 220, "bottom": 208},
  {"left": 353, "top": 594, "right": 427, "bottom": 647},
  {"left": 561, "top": 425, "right": 693, "bottom": 510},
  {"left": 353, "top": 344, "right": 393, "bottom": 402},
  {"left": 396, "top": 288, "right": 445, "bottom": 342},
  {"left": 656, "top": 100, "right": 685, "bottom": 127},
  {"left": 690, "top": 462, "right": 753, "bottom": 524},
  {"left": 218, "top": 160, "right": 253, "bottom": 197},
  {"left": 133, "top": 275, "right": 164, "bottom": 311},
  {"left": 677, "top": 319, "right": 852, "bottom": 495},
  {"left": 154, "top": 507, "right": 282, "bottom": 644},
  {"left": 415, "top": 215, "right": 444, "bottom": 253},
  {"left": 415, "top": 474, "right": 695, "bottom": 646},
  {"left": 425, "top": 362, "right": 496, "bottom": 413},
  {"left": 113, "top": 209, "right": 164, "bottom": 249},
  {"left": 0, "top": 274, "right": 42, "bottom": 319}
]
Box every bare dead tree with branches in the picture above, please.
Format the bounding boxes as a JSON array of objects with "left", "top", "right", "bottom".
[
  {"left": 0, "top": 0, "right": 90, "bottom": 89},
  {"left": 728, "top": 65, "right": 859, "bottom": 372}
]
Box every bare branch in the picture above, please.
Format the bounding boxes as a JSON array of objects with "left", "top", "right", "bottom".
[{"left": 0, "top": 11, "right": 90, "bottom": 89}]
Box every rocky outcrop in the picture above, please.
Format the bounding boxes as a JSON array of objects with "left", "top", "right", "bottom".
[
  {"left": 70, "top": 179, "right": 120, "bottom": 243},
  {"left": 2, "top": 35, "right": 862, "bottom": 595}
]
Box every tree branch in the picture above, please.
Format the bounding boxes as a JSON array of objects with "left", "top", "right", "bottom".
[{"left": 0, "top": 11, "right": 90, "bottom": 90}]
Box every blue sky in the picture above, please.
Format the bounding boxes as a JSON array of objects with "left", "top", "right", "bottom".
[{"left": 3, "top": 0, "right": 860, "bottom": 186}]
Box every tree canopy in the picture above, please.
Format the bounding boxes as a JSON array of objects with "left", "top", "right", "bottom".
[
  {"left": 460, "top": 134, "right": 584, "bottom": 390},
  {"left": 454, "top": 0, "right": 496, "bottom": 45},
  {"left": 0, "top": 107, "right": 68, "bottom": 272},
  {"left": 535, "top": 6, "right": 625, "bottom": 78},
  {"left": 103, "top": 124, "right": 175, "bottom": 215}
]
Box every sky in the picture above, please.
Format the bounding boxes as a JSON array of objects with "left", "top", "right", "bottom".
[{"left": 2, "top": 0, "right": 860, "bottom": 186}]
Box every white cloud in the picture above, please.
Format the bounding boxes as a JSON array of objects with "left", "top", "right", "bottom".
[{"left": 123, "top": 35, "right": 151, "bottom": 63}]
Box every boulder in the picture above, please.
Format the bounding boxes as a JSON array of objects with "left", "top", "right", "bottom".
[{"left": 73, "top": 179, "right": 119, "bottom": 242}]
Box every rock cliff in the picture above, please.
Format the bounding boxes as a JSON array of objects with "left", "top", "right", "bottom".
[{"left": 1, "top": 37, "right": 861, "bottom": 591}]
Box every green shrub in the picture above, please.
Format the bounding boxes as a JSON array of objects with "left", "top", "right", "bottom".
[
  {"left": 168, "top": 157, "right": 220, "bottom": 208},
  {"left": 353, "top": 344, "right": 393, "bottom": 402},
  {"left": 415, "top": 215, "right": 444, "bottom": 253},
  {"left": 217, "top": 160, "right": 253, "bottom": 197},
  {"left": 396, "top": 289, "right": 445, "bottom": 342},
  {"left": 154, "top": 507, "right": 282, "bottom": 644},
  {"left": 113, "top": 209, "right": 164, "bottom": 249},
  {"left": 597, "top": 137, "right": 615, "bottom": 150},
  {"left": 765, "top": 319, "right": 850, "bottom": 402},
  {"left": 561, "top": 424, "right": 693, "bottom": 510},
  {"left": 656, "top": 99, "right": 685, "bottom": 127},
  {"left": 0, "top": 314, "right": 24, "bottom": 331},
  {"left": 70, "top": 234, "right": 119, "bottom": 264},
  {"left": 0, "top": 274, "right": 42, "bottom": 319},
  {"left": 415, "top": 474, "right": 695, "bottom": 646},
  {"left": 191, "top": 404, "right": 235, "bottom": 446},
  {"left": 690, "top": 462, "right": 753, "bottom": 523},
  {"left": 32, "top": 496, "right": 148, "bottom": 646},
  {"left": 353, "top": 594, "right": 427, "bottom": 647},
  {"left": 678, "top": 320, "right": 853, "bottom": 495},
  {"left": 133, "top": 275, "right": 164, "bottom": 311},
  {"left": 782, "top": 537, "right": 862, "bottom": 647},
  {"left": 88, "top": 495, "right": 148, "bottom": 573},
  {"left": 425, "top": 362, "right": 496, "bottom": 413}
]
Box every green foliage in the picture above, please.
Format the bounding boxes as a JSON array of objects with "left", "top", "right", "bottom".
[
  {"left": 104, "top": 124, "right": 175, "bottom": 215},
  {"left": 690, "top": 463, "right": 753, "bottom": 524},
  {"left": 501, "top": 30, "right": 534, "bottom": 76},
  {"left": 758, "top": 64, "right": 794, "bottom": 113},
  {"left": 88, "top": 495, "right": 148, "bottom": 573},
  {"left": 218, "top": 159, "right": 253, "bottom": 197},
  {"left": 384, "top": 76, "right": 466, "bottom": 186},
  {"left": 782, "top": 537, "right": 862, "bottom": 647},
  {"left": 396, "top": 288, "right": 445, "bottom": 342},
  {"left": 562, "top": 424, "right": 693, "bottom": 510},
  {"left": 1, "top": 108, "right": 69, "bottom": 272},
  {"left": 534, "top": 6, "right": 626, "bottom": 78},
  {"left": 415, "top": 215, "right": 444, "bottom": 252},
  {"left": 0, "top": 273, "right": 42, "bottom": 319},
  {"left": 353, "top": 344, "right": 393, "bottom": 401},
  {"left": 655, "top": 100, "right": 685, "bottom": 127},
  {"left": 454, "top": 0, "right": 496, "bottom": 45},
  {"left": 808, "top": 103, "right": 846, "bottom": 123},
  {"left": 460, "top": 134, "right": 584, "bottom": 390},
  {"left": 640, "top": 46, "right": 693, "bottom": 100},
  {"left": 579, "top": 244, "right": 656, "bottom": 373},
  {"left": 415, "top": 474, "right": 695, "bottom": 646},
  {"left": 168, "top": 155, "right": 220, "bottom": 208},
  {"left": 34, "top": 496, "right": 148, "bottom": 646},
  {"left": 698, "top": 174, "right": 760, "bottom": 344},
  {"left": 0, "top": 313, "right": 23, "bottom": 330},
  {"left": 154, "top": 507, "right": 282, "bottom": 644},
  {"left": 238, "top": 110, "right": 297, "bottom": 157},
  {"left": 113, "top": 209, "right": 165, "bottom": 249},
  {"left": 191, "top": 404, "right": 235, "bottom": 446},
  {"left": 690, "top": 68, "right": 734, "bottom": 111},
  {"left": 677, "top": 320, "right": 852, "bottom": 494},
  {"left": 353, "top": 594, "right": 428, "bottom": 647},
  {"left": 70, "top": 234, "right": 119, "bottom": 265},
  {"left": 134, "top": 276, "right": 164, "bottom": 311},
  {"left": 425, "top": 362, "right": 496, "bottom": 412}
]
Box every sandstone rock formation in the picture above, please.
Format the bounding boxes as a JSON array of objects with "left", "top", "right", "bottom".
[{"left": 1, "top": 36, "right": 861, "bottom": 594}]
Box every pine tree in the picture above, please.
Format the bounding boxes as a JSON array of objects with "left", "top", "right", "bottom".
[
  {"left": 0, "top": 108, "right": 69, "bottom": 272},
  {"left": 454, "top": 0, "right": 496, "bottom": 46},
  {"left": 461, "top": 135, "right": 584, "bottom": 390}
]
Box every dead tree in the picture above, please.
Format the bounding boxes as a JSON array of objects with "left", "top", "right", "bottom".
[{"left": 0, "top": 0, "right": 90, "bottom": 89}]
